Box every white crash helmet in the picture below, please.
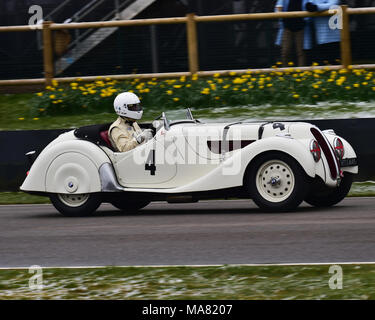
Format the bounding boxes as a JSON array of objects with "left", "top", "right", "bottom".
[{"left": 113, "top": 92, "right": 143, "bottom": 120}]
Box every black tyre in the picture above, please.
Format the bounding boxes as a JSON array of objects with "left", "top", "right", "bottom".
[
  {"left": 110, "top": 196, "right": 150, "bottom": 213},
  {"left": 246, "top": 152, "right": 310, "bottom": 212},
  {"left": 49, "top": 193, "right": 102, "bottom": 217},
  {"left": 305, "top": 173, "right": 353, "bottom": 207}
]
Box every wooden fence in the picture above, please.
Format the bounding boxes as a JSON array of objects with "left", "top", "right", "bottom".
[{"left": 0, "top": 5, "right": 375, "bottom": 86}]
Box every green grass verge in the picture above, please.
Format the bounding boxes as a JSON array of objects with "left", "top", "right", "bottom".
[
  {"left": 0, "top": 192, "right": 50, "bottom": 205},
  {"left": 1, "top": 181, "right": 373, "bottom": 205},
  {"left": 0, "top": 264, "right": 374, "bottom": 299},
  {"left": 0, "top": 93, "right": 131, "bottom": 130}
]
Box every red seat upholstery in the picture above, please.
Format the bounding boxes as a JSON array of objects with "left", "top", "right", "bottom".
[{"left": 100, "top": 130, "right": 112, "bottom": 149}]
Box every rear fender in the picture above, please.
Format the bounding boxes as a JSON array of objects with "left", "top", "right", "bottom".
[{"left": 20, "top": 140, "right": 111, "bottom": 193}]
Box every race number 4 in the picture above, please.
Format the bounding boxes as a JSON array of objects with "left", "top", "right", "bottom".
[{"left": 145, "top": 149, "right": 156, "bottom": 175}]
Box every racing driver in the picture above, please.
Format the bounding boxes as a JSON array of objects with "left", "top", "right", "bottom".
[{"left": 109, "top": 92, "right": 153, "bottom": 152}]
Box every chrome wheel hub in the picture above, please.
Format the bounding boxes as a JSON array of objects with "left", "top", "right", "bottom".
[{"left": 256, "top": 160, "right": 295, "bottom": 203}]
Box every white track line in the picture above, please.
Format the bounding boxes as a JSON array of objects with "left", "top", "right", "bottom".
[{"left": 1, "top": 262, "right": 375, "bottom": 270}]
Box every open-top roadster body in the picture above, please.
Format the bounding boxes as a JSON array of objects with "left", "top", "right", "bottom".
[{"left": 21, "top": 110, "right": 358, "bottom": 216}]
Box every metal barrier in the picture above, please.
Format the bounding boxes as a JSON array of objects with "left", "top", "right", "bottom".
[{"left": 0, "top": 6, "right": 375, "bottom": 86}]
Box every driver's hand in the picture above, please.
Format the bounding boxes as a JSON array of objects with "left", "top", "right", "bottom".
[
  {"left": 135, "top": 129, "right": 153, "bottom": 144},
  {"left": 142, "top": 129, "right": 153, "bottom": 142}
]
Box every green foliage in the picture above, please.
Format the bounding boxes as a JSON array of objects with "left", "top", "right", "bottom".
[{"left": 30, "top": 68, "right": 375, "bottom": 117}]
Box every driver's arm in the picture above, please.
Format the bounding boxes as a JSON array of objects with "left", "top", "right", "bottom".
[{"left": 110, "top": 127, "right": 139, "bottom": 152}]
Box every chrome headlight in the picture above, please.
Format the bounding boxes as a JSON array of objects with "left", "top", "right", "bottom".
[
  {"left": 310, "top": 140, "right": 321, "bottom": 162},
  {"left": 333, "top": 137, "right": 344, "bottom": 160}
]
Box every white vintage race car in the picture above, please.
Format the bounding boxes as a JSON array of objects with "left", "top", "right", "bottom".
[{"left": 21, "top": 109, "right": 358, "bottom": 216}]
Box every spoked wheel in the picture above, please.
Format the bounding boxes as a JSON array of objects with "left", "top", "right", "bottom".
[
  {"left": 247, "top": 152, "right": 310, "bottom": 212},
  {"left": 50, "top": 193, "right": 102, "bottom": 217},
  {"left": 305, "top": 173, "right": 353, "bottom": 207}
]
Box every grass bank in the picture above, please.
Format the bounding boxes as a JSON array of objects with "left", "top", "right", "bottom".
[
  {"left": 1, "top": 69, "right": 375, "bottom": 131},
  {"left": 0, "top": 264, "right": 374, "bottom": 299},
  {"left": 28, "top": 68, "right": 375, "bottom": 118}
]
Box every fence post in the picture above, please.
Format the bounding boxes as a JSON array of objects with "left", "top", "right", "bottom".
[
  {"left": 340, "top": 5, "right": 352, "bottom": 68},
  {"left": 186, "top": 13, "right": 199, "bottom": 74},
  {"left": 42, "top": 21, "right": 54, "bottom": 86}
]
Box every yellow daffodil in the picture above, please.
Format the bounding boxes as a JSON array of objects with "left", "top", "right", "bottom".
[{"left": 233, "top": 78, "right": 246, "bottom": 84}]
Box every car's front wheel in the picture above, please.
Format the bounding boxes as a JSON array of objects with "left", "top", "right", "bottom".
[
  {"left": 304, "top": 173, "right": 353, "bottom": 207},
  {"left": 246, "top": 152, "right": 310, "bottom": 212},
  {"left": 49, "top": 193, "right": 102, "bottom": 217}
]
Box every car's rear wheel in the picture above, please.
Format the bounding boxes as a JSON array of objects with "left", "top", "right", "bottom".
[
  {"left": 246, "top": 152, "right": 310, "bottom": 212},
  {"left": 305, "top": 173, "right": 353, "bottom": 207},
  {"left": 50, "top": 193, "right": 102, "bottom": 217},
  {"left": 110, "top": 197, "right": 150, "bottom": 213}
]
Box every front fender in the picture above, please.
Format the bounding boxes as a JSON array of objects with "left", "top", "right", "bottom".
[
  {"left": 20, "top": 140, "right": 111, "bottom": 193},
  {"left": 163, "top": 136, "right": 317, "bottom": 193},
  {"left": 240, "top": 136, "right": 316, "bottom": 179},
  {"left": 323, "top": 134, "right": 358, "bottom": 175}
]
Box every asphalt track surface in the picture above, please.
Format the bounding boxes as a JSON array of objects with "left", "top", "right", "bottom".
[{"left": 1, "top": 198, "right": 375, "bottom": 268}]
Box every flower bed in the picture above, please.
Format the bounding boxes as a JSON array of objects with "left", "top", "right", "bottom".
[{"left": 30, "top": 67, "right": 375, "bottom": 117}]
